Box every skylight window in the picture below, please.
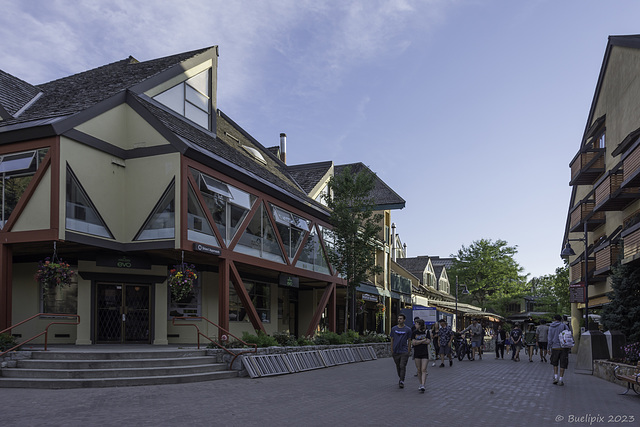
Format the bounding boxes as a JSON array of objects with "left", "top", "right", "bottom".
[
  {"left": 242, "top": 145, "right": 267, "bottom": 164},
  {"left": 154, "top": 70, "right": 211, "bottom": 130}
]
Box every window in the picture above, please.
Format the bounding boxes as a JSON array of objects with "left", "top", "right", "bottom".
[
  {"left": 271, "top": 203, "right": 309, "bottom": 261},
  {"left": 135, "top": 181, "right": 175, "bottom": 240},
  {"left": 229, "top": 281, "right": 271, "bottom": 323},
  {"left": 168, "top": 276, "right": 201, "bottom": 319},
  {"left": 598, "top": 132, "right": 606, "bottom": 149},
  {"left": 296, "top": 226, "right": 330, "bottom": 274},
  {"left": 187, "top": 184, "right": 218, "bottom": 247},
  {"left": 154, "top": 70, "right": 211, "bottom": 129},
  {"left": 0, "top": 148, "right": 48, "bottom": 229},
  {"left": 236, "top": 202, "right": 285, "bottom": 263},
  {"left": 41, "top": 277, "right": 78, "bottom": 314},
  {"left": 190, "top": 169, "right": 255, "bottom": 245},
  {"left": 66, "top": 165, "right": 113, "bottom": 238}
]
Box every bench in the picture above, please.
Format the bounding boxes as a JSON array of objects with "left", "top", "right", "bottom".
[{"left": 613, "top": 362, "right": 640, "bottom": 395}]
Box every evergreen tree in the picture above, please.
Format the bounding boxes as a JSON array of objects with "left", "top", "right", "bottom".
[
  {"left": 601, "top": 263, "right": 640, "bottom": 342},
  {"left": 323, "top": 166, "right": 383, "bottom": 331}
]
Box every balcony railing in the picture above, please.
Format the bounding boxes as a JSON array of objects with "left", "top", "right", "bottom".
[
  {"left": 623, "top": 226, "right": 640, "bottom": 260},
  {"left": 594, "top": 243, "right": 621, "bottom": 274},
  {"left": 570, "top": 149, "right": 605, "bottom": 185},
  {"left": 569, "top": 200, "right": 605, "bottom": 232},
  {"left": 623, "top": 143, "right": 640, "bottom": 188},
  {"left": 594, "top": 172, "right": 640, "bottom": 212}
]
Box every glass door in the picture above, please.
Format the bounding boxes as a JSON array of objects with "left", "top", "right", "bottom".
[{"left": 96, "top": 283, "right": 151, "bottom": 344}]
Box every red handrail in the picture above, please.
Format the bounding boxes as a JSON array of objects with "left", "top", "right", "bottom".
[
  {"left": 0, "top": 313, "right": 81, "bottom": 358},
  {"left": 172, "top": 316, "right": 257, "bottom": 369}
]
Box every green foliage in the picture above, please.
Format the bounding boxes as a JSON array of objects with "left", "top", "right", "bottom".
[
  {"left": 296, "top": 335, "right": 315, "bottom": 346},
  {"left": 241, "top": 330, "right": 279, "bottom": 347},
  {"left": 323, "top": 166, "right": 383, "bottom": 330},
  {"left": 272, "top": 331, "right": 298, "bottom": 346},
  {"left": 449, "top": 238, "right": 527, "bottom": 314},
  {"left": 601, "top": 263, "right": 640, "bottom": 342},
  {"left": 527, "top": 264, "right": 570, "bottom": 315},
  {"left": 361, "top": 330, "right": 390, "bottom": 343},
  {"left": 314, "top": 331, "right": 344, "bottom": 345},
  {"left": 0, "top": 333, "right": 18, "bottom": 351}
]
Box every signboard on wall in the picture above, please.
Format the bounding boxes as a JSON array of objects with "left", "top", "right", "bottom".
[
  {"left": 412, "top": 306, "right": 438, "bottom": 325},
  {"left": 569, "top": 283, "right": 586, "bottom": 303}
]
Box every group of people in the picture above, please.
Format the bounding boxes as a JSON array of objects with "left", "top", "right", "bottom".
[{"left": 390, "top": 313, "right": 573, "bottom": 393}]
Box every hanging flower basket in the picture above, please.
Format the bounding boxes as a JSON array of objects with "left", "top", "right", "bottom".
[
  {"left": 168, "top": 264, "right": 198, "bottom": 303},
  {"left": 375, "top": 302, "right": 385, "bottom": 329},
  {"left": 34, "top": 257, "right": 75, "bottom": 290},
  {"left": 356, "top": 298, "right": 366, "bottom": 315}
]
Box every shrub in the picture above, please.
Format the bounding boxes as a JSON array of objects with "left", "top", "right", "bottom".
[
  {"left": 272, "top": 331, "right": 298, "bottom": 347},
  {"left": 362, "top": 330, "right": 390, "bottom": 343},
  {"left": 297, "top": 335, "right": 315, "bottom": 346},
  {"left": 622, "top": 342, "right": 640, "bottom": 365},
  {"left": 241, "top": 330, "right": 278, "bottom": 347},
  {"left": 0, "top": 333, "right": 18, "bottom": 352}
]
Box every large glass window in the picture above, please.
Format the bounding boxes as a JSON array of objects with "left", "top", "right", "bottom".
[
  {"left": 154, "top": 70, "right": 211, "bottom": 130},
  {"left": 0, "top": 148, "right": 48, "bottom": 229},
  {"left": 271, "top": 203, "right": 309, "bottom": 261},
  {"left": 41, "top": 277, "right": 78, "bottom": 314},
  {"left": 135, "top": 181, "right": 175, "bottom": 240},
  {"left": 296, "top": 226, "right": 330, "bottom": 274},
  {"left": 229, "top": 281, "right": 271, "bottom": 323},
  {"left": 187, "top": 184, "right": 218, "bottom": 247},
  {"left": 190, "top": 169, "right": 255, "bottom": 245},
  {"left": 236, "top": 202, "right": 284, "bottom": 263},
  {"left": 66, "top": 166, "right": 113, "bottom": 238}
]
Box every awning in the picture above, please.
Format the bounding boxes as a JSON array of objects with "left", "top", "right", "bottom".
[
  {"left": 390, "top": 291, "right": 411, "bottom": 304},
  {"left": 412, "top": 295, "right": 429, "bottom": 307},
  {"left": 428, "top": 300, "right": 504, "bottom": 321},
  {"left": 356, "top": 283, "right": 390, "bottom": 297}
]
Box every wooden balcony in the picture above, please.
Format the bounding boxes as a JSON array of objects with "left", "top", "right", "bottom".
[
  {"left": 569, "top": 260, "right": 594, "bottom": 284},
  {"left": 594, "top": 243, "right": 620, "bottom": 276},
  {"left": 594, "top": 172, "right": 640, "bottom": 212},
  {"left": 569, "top": 200, "right": 605, "bottom": 232},
  {"left": 622, "top": 143, "right": 640, "bottom": 188},
  {"left": 570, "top": 149, "right": 605, "bottom": 185},
  {"left": 623, "top": 225, "right": 640, "bottom": 260}
]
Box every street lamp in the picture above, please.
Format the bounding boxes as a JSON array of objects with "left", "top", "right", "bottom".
[
  {"left": 455, "top": 275, "right": 469, "bottom": 331},
  {"left": 561, "top": 221, "right": 589, "bottom": 331}
]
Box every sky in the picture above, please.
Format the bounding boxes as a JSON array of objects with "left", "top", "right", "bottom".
[{"left": 2, "top": 0, "right": 640, "bottom": 279}]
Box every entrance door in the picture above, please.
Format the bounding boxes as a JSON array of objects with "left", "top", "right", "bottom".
[{"left": 96, "top": 283, "right": 151, "bottom": 344}]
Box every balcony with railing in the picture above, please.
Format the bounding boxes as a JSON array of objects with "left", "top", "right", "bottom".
[
  {"left": 594, "top": 171, "right": 640, "bottom": 212},
  {"left": 569, "top": 259, "right": 594, "bottom": 285},
  {"left": 622, "top": 142, "right": 640, "bottom": 188},
  {"left": 622, "top": 220, "right": 640, "bottom": 262},
  {"left": 593, "top": 242, "right": 621, "bottom": 276},
  {"left": 569, "top": 200, "right": 605, "bottom": 233},
  {"left": 570, "top": 149, "right": 605, "bottom": 186}
]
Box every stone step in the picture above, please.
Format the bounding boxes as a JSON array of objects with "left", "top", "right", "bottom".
[
  {"left": 1, "top": 363, "right": 230, "bottom": 379},
  {"left": 0, "top": 370, "right": 239, "bottom": 389},
  {"left": 28, "top": 349, "right": 208, "bottom": 360},
  {"left": 17, "top": 356, "right": 217, "bottom": 369}
]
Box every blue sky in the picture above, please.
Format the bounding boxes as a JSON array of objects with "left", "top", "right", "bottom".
[{"left": 2, "top": 0, "right": 639, "bottom": 279}]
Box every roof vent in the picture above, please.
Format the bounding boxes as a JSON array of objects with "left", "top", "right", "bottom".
[{"left": 242, "top": 145, "right": 267, "bottom": 164}]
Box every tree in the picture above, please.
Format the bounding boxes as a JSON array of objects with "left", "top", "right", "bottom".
[
  {"left": 448, "top": 238, "right": 528, "bottom": 315},
  {"left": 601, "top": 263, "right": 640, "bottom": 342},
  {"left": 528, "top": 264, "right": 570, "bottom": 316},
  {"left": 323, "top": 166, "right": 383, "bottom": 331}
]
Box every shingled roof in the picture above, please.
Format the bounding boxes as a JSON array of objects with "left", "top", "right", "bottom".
[
  {"left": 0, "top": 70, "right": 41, "bottom": 119},
  {"left": 288, "top": 161, "right": 333, "bottom": 194},
  {"left": 334, "top": 163, "right": 405, "bottom": 210}
]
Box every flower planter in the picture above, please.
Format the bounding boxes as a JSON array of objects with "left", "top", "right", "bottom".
[{"left": 593, "top": 359, "right": 636, "bottom": 387}]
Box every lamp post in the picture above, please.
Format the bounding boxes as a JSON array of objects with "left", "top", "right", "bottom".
[
  {"left": 455, "top": 276, "right": 469, "bottom": 331},
  {"left": 561, "top": 221, "right": 589, "bottom": 331}
]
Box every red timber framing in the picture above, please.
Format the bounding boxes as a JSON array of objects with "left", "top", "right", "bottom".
[
  {"left": 0, "top": 137, "right": 61, "bottom": 330},
  {"left": 180, "top": 157, "right": 342, "bottom": 336}
]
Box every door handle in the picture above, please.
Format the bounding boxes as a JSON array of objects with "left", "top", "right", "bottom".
[{"left": 122, "top": 313, "right": 126, "bottom": 322}]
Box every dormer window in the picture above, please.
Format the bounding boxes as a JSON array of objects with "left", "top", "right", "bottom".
[{"left": 154, "top": 70, "right": 211, "bottom": 130}]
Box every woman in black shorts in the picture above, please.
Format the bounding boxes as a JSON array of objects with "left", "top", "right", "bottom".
[{"left": 411, "top": 319, "right": 431, "bottom": 393}]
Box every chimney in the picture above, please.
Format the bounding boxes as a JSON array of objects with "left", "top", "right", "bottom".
[
  {"left": 391, "top": 223, "right": 396, "bottom": 262},
  {"left": 280, "top": 133, "right": 287, "bottom": 164}
]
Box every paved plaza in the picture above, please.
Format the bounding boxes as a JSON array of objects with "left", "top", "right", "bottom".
[{"left": 1, "top": 352, "right": 639, "bottom": 426}]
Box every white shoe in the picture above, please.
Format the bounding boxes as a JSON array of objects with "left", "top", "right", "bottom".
[{"left": 431, "top": 362, "right": 436, "bottom": 367}]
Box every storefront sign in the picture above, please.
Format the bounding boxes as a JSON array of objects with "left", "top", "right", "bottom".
[
  {"left": 361, "top": 293, "right": 378, "bottom": 302},
  {"left": 413, "top": 306, "right": 438, "bottom": 325},
  {"left": 96, "top": 254, "right": 150, "bottom": 269},
  {"left": 569, "top": 283, "right": 586, "bottom": 303},
  {"left": 193, "top": 243, "right": 221, "bottom": 256},
  {"left": 278, "top": 274, "right": 299, "bottom": 288}
]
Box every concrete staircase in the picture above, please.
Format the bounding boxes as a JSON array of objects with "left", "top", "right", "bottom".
[{"left": 0, "top": 348, "right": 239, "bottom": 389}]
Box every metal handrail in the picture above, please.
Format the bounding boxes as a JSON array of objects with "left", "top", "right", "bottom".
[
  {"left": 0, "top": 313, "right": 81, "bottom": 358},
  {"left": 172, "top": 316, "right": 257, "bottom": 369}
]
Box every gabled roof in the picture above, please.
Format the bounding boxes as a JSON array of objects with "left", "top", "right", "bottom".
[
  {"left": 395, "top": 256, "right": 431, "bottom": 281},
  {"left": 334, "top": 163, "right": 405, "bottom": 210},
  {"left": 288, "top": 161, "right": 333, "bottom": 194},
  {"left": 429, "top": 256, "right": 455, "bottom": 271},
  {"left": 0, "top": 69, "right": 41, "bottom": 119},
  {"left": 0, "top": 47, "right": 213, "bottom": 128}
]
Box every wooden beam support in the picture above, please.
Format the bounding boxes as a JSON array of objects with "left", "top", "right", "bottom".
[
  {"left": 306, "top": 282, "right": 336, "bottom": 337},
  {"left": 229, "top": 261, "right": 266, "bottom": 334}
]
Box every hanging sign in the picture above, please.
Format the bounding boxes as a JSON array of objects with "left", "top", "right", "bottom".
[
  {"left": 569, "top": 283, "right": 586, "bottom": 303},
  {"left": 193, "top": 243, "right": 221, "bottom": 256}
]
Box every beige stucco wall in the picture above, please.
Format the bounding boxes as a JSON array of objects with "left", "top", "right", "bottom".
[{"left": 11, "top": 167, "right": 51, "bottom": 232}]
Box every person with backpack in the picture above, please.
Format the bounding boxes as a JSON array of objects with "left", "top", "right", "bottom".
[
  {"left": 510, "top": 323, "right": 523, "bottom": 361},
  {"left": 548, "top": 314, "right": 572, "bottom": 386}
]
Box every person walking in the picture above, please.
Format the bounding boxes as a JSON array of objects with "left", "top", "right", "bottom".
[
  {"left": 524, "top": 324, "right": 537, "bottom": 362},
  {"left": 390, "top": 314, "right": 412, "bottom": 388},
  {"left": 495, "top": 324, "right": 506, "bottom": 359},
  {"left": 548, "top": 314, "right": 571, "bottom": 386},
  {"left": 510, "top": 323, "right": 523, "bottom": 361},
  {"left": 459, "top": 318, "right": 483, "bottom": 360},
  {"left": 437, "top": 318, "right": 454, "bottom": 367},
  {"left": 536, "top": 320, "right": 549, "bottom": 362},
  {"left": 411, "top": 319, "right": 431, "bottom": 393},
  {"left": 431, "top": 321, "right": 440, "bottom": 367}
]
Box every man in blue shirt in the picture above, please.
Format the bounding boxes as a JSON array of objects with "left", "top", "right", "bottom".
[{"left": 390, "top": 313, "right": 412, "bottom": 388}]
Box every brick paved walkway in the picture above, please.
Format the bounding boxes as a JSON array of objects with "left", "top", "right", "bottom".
[{"left": 2, "top": 353, "right": 639, "bottom": 426}]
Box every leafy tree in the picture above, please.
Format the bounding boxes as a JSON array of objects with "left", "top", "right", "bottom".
[
  {"left": 527, "top": 264, "right": 570, "bottom": 315},
  {"left": 323, "top": 166, "right": 383, "bottom": 331},
  {"left": 448, "top": 238, "right": 528, "bottom": 315},
  {"left": 601, "top": 263, "right": 640, "bottom": 342}
]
